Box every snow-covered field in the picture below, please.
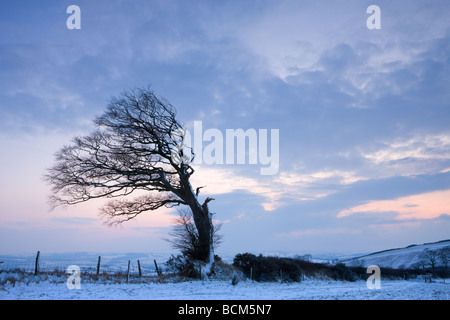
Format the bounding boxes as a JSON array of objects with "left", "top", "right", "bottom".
[
  {"left": 342, "top": 240, "right": 450, "bottom": 269},
  {"left": 1, "top": 277, "right": 448, "bottom": 300},
  {"left": 1, "top": 246, "right": 449, "bottom": 300}
]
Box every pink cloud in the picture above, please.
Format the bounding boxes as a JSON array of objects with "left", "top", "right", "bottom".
[{"left": 338, "top": 189, "right": 450, "bottom": 220}]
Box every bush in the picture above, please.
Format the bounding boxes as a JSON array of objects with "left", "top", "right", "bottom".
[
  {"left": 165, "top": 254, "right": 228, "bottom": 279},
  {"left": 233, "top": 253, "right": 258, "bottom": 279},
  {"left": 165, "top": 254, "right": 201, "bottom": 279},
  {"left": 331, "top": 263, "right": 357, "bottom": 282},
  {"left": 233, "top": 253, "right": 302, "bottom": 282},
  {"left": 252, "top": 255, "right": 275, "bottom": 281},
  {"left": 271, "top": 257, "right": 302, "bottom": 282},
  {"left": 434, "top": 266, "right": 450, "bottom": 279},
  {"left": 233, "top": 252, "right": 435, "bottom": 282}
]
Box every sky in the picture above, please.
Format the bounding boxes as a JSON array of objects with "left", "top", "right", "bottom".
[{"left": 0, "top": 0, "right": 449, "bottom": 257}]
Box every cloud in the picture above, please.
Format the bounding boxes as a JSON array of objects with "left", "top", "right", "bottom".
[
  {"left": 363, "top": 133, "right": 450, "bottom": 164},
  {"left": 222, "top": 0, "right": 450, "bottom": 108},
  {"left": 191, "top": 166, "right": 366, "bottom": 211},
  {"left": 190, "top": 166, "right": 282, "bottom": 211},
  {"left": 357, "top": 133, "right": 450, "bottom": 179},
  {"left": 277, "top": 227, "right": 362, "bottom": 239},
  {"left": 278, "top": 170, "right": 366, "bottom": 186},
  {"left": 338, "top": 189, "right": 450, "bottom": 220}
]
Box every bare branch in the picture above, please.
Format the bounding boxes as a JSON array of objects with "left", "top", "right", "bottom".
[
  {"left": 44, "top": 87, "right": 191, "bottom": 212},
  {"left": 100, "top": 193, "right": 186, "bottom": 226},
  {"left": 195, "top": 186, "right": 206, "bottom": 196}
]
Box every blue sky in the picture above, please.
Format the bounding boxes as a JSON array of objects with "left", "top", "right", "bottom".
[{"left": 0, "top": 0, "right": 449, "bottom": 257}]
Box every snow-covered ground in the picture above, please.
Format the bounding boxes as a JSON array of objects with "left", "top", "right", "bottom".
[
  {"left": 342, "top": 240, "right": 450, "bottom": 269},
  {"left": 1, "top": 277, "right": 448, "bottom": 300},
  {"left": 1, "top": 244, "right": 449, "bottom": 300}
]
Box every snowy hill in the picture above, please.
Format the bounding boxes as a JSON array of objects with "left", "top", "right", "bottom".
[{"left": 341, "top": 240, "right": 450, "bottom": 269}]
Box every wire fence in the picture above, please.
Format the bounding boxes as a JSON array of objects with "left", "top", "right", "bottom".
[{"left": 0, "top": 251, "right": 169, "bottom": 277}]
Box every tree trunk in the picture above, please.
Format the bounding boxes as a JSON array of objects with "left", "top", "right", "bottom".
[
  {"left": 177, "top": 171, "right": 215, "bottom": 276},
  {"left": 188, "top": 197, "right": 214, "bottom": 276}
]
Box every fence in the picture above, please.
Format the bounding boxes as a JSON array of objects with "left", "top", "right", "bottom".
[{"left": 0, "top": 251, "right": 168, "bottom": 277}]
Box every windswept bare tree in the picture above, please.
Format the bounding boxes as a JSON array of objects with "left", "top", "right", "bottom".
[{"left": 45, "top": 87, "right": 216, "bottom": 274}]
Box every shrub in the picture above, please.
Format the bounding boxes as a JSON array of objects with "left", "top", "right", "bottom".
[
  {"left": 165, "top": 254, "right": 201, "bottom": 279},
  {"left": 270, "top": 257, "right": 302, "bottom": 282},
  {"left": 252, "top": 255, "right": 275, "bottom": 281},
  {"left": 165, "top": 254, "right": 227, "bottom": 279},
  {"left": 233, "top": 252, "right": 434, "bottom": 282},
  {"left": 233, "top": 253, "right": 302, "bottom": 282},
  {"left": 233, "top": 253, "right": 258, "bottom": 279},
  {"left": 331, "top": 263, "right": 357, "bottom": 281}
]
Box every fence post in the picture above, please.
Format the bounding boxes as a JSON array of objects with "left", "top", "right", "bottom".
[
  {"left": 154, "top": 259, "right": 161, "bottom": 277},
  {"left": 127, "top": 260, "right": 131, "bottom": 283},
  {"left": 96, "top": 256, "right": 101, "bottom": 275},
  {"left": 137, "top": 260, "right": 142, "bottom": 277},
  {"left": 34, "top": 251, "right": 40, "bottom": 275}
]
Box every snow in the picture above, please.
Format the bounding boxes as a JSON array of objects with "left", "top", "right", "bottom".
[
  {"left": 1, "top": 277, "right": 448, "bottom": 300},
  {"left": 0, "top": 252, "right": 171, "bottom": 274},
  {"left": 1, "top": 244, "right": 449, "bottom": 300},
  {"left": 342, "top": 240, "right": 450, "bottom": 269}
]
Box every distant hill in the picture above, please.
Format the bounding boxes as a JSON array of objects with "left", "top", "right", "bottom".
[{"left": 341, "top": 239, "right": 450, "bottom": 269}]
